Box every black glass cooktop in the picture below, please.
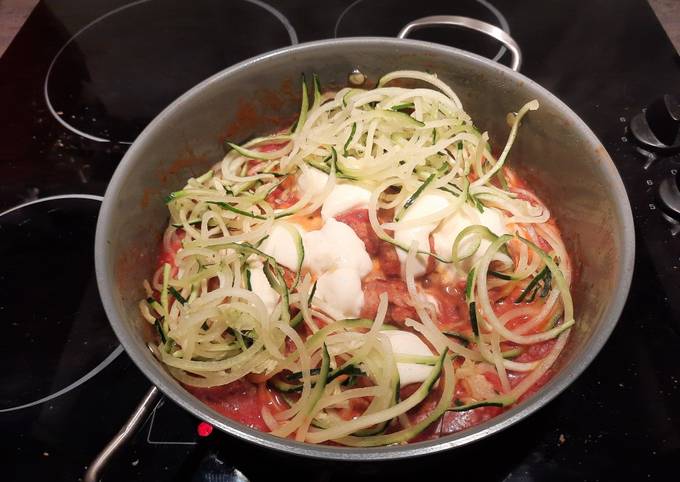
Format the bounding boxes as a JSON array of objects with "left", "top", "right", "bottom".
[{"left": 1, "top": 0, "right": 679, "bottom": 481}]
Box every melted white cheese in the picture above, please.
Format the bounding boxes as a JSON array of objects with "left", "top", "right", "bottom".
[
  {"left": 261, "top": 216, "right": 372, "bottom": 318},
  {"left": 433, "top": 203, "right": 509, "bottom": 276},
  {"left": 303, "top": 220, "right": 372, "bottom": 317},
  {"left": 315, "top": 267, "right": 364, "bottom": 318},
  {"left": 394, "top": 193, "right": 451, "bottom": 277},
  {"left": 261, "top": 222, "right": 304, "bottom": 271},
  {"left": 392, "top": 191, "right": 511, "bottom": 279},
  {"left": 248, "top": 263, "right": 279, "bottom": 315},
  {"left": 380, "top": 330, "right": 434, "bottom": 385},
  {"left": 297, "top": 166, "right": 371, "bottom": 220},
  {"left": 303, "top": 218, "right": 372, "bottom": 277},
  {"left": 297, "top": 166, "right": 329, "bottom": 198},
  {"left": 261, "top": 172, "right": 375, "bottom": 319},
  {"left": 321, "top": 183, "right": 372, "bottom": 220}
]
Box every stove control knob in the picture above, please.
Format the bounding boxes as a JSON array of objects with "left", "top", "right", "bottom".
[
  {"left": 630, "top": 94, "right": 680, "bottom": 152},
  {"left": 658, "top": 170, "right": 680, "bottom": 222}
]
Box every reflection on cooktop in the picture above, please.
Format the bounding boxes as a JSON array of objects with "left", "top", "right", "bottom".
[
  {"left": 146, "top": 398, "right": 199, "bottom": 446},
  {"left": 0, "top": 195, "right": 121, "bottom": 412},
  {"left": 45, "top": 0, "right": 297, "bottom": 143}
]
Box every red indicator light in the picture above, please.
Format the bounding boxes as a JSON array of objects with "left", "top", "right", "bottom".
[{"left": 197, "top": 421, "right": 213, "bottom": 437}]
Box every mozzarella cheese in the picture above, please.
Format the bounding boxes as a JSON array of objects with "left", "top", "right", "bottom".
[
  {"left": 261, "top": 222, "right": 304, "bottom": 271},
  {"left": 380, "top": 330, "right": 434, "bottom": 385},
  {"left": 248, "top": 263, "right": 279, "bottom": 315},
  {"left": 393, "top": 193, "right": 451, "bottom": 277},
  {"left": 298, "top": 165, "right": 372, "bottom": 220},
  {"left": 297, "top": 166, "right": 330, "bottom": 198},
  {"left": 303, "top": 218, "right": 372, "bottom": 277},
  {"left": 321, "top": 183, "right": 372, "bottom": 220},
  {"left": 315, "top": 267, "right": 364, "bottom": 318},
  {"left": 261, "top": 216, "right": 372, "bottom": 318},
  {"left": 302, "top": 220, "right": 372, "bottom": 317},
  {"left": 433, "top": 203, "right": 509, "bottom": 275},
  {"left": 392, "top": 190, "right": 511, "bottom": 279}
]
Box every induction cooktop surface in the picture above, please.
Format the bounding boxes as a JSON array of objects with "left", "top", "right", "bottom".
[{"left": 1, "top": 1, "right": 679, "bottom": 481}]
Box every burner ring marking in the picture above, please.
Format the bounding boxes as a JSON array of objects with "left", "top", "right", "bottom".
[
  {"left": 0, "top": 194, "right": 124, "bottom": 414},
  {"left": 43, "top": 0, "right": 298, "bottom": 144}
]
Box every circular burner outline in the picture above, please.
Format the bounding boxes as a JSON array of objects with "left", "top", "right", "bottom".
[
  {"left": 0, "top": 194, "right": 124, "bottom": 413},
  {"left": 43, "top": 0, "right": 299, "bottom": 145},
  {"left": 333, "top": 0, "right": 510, "bottom": 62}
]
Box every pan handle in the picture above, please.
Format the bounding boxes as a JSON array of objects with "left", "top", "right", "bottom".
[
  {"left": 397, "top": 15, "right": 522, "bottom": 72},
  {"left": 84, "top": 386, "right": 162, "bottom": 482}
]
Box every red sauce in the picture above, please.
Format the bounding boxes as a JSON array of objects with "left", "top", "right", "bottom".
[
  {"left": 157, "top": 229, "right": 185, "bottom": 281},
  {"left": 439, "top": 406, "right": 504, "bottom": 436},
  {"left": 360, "top": 278, "right": 417, "bottom": 328},
  {"left": 336, "top": 209, "right": 381, "bottom": 255},
  {"left": 425, "top": 276, "right": 469, "bottom": 331},
  {"left": 265, "top": 179, "right": 299, "bottom": 209},
  {"left": 185, "top": 380, "right": 269, "bottom": 431}
]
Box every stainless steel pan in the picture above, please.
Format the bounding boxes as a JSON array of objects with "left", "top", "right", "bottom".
[{"left": 93, "top": 16, "right": 635, "bottom": 469}]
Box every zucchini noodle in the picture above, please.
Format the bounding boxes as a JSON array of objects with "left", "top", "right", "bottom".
[{"left": 140, "top": 70, "right": 575, "bottom": 446}]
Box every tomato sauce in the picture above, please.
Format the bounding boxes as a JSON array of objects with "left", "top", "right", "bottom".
[
  {"left": 157, "top": 229, "right": 184, "bottom": 273},
  {"left": 266, "top": 180, "right": 299, "bottom": 209},
  {"left": 336, "top": 209, "right": 382, "bottom": 255},
  {"left": 424, "top": 275, "right": 469, "bottom": 331},
  {"left": 185, "top": 380, "right": 269, "bottom": 432}
]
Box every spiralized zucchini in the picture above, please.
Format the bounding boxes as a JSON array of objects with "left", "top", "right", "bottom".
[{"left": 140, "top": 70, "right": 573, "bottom": 446}]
